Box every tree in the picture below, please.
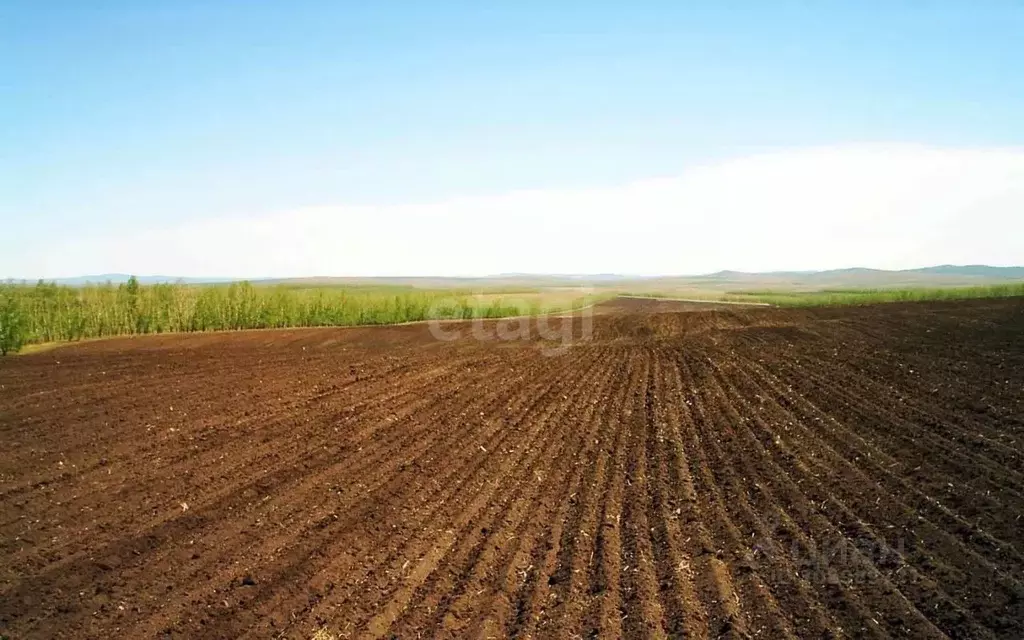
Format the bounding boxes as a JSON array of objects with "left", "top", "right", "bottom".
[
  {"left": 125, "top": 274, "right": 140, "bottom": 297},
  {"left": 124, "top": 275, "right": 145, "bottom": 333},
  {"left": 0, "top": 287, "right": 27, "bottom": 355}
]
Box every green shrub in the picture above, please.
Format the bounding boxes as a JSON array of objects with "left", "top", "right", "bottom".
[
  {"left": 0, "top": 279, "right": 599, "bottom": 348},
  {"left": 0, "top": 286, "right": 27, "bottom": 355}
]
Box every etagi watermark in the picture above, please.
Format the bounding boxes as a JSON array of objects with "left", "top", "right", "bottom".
[{"left": 424, "top": 290, "right": 595, "bottom": 355}]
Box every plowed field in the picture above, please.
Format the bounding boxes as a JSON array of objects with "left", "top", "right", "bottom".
[{"left": 1, "top": 298, "right": 1023, "bottom": 639}]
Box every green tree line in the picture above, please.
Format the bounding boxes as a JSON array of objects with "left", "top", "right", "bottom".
[{"left": 0, "top": 278, "right": 580, "bottom": 354}]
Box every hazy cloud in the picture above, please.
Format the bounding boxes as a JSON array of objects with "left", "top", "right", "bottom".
[{"left": 17, "top": 143, "right": 1024, "bottom": 278}]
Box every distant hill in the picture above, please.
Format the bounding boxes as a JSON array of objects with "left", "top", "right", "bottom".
[
  {"left": 12, "top": 265, "right": 1024, "bottom": 290},
  {"left": 41, "top": 274, "right": 234, "bottom": 286},
  {"left": 634, "top": 265, "right": 1024, "bottom": 293},
  {"left": 703, "top": 265, "right": 1024, "bottom": 280},
  {"left": 906, "top": 265, "right": 1024, "bottom": 278}
]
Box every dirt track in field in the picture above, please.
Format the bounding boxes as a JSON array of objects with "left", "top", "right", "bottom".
[{"left": 1, "top": 298, "right": 1023, "bottom": 639}]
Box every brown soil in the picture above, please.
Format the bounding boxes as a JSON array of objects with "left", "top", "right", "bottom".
[
  {"left": 590, "top": 295, "right": 767, "bottom": 314},
  {"left": 1, "top": 298, "right": 1023, "bottom": 639}
]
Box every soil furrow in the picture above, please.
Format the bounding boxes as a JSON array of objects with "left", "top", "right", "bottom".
[{"left": 2, "top": 297, "right": 1022, "bottom": 638}]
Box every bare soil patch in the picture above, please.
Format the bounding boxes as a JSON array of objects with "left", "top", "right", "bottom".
[{"left": 2, "top": 298, "right": 1023, "bottom": 638}]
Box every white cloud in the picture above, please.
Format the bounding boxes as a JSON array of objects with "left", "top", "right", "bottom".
[{"left": 22, "top": 143, "right": 1024, "bottom": 278}]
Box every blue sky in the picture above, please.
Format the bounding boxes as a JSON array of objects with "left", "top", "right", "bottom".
[{"left": 3, "top": 1, "right": 1024, "bottom": 277}]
